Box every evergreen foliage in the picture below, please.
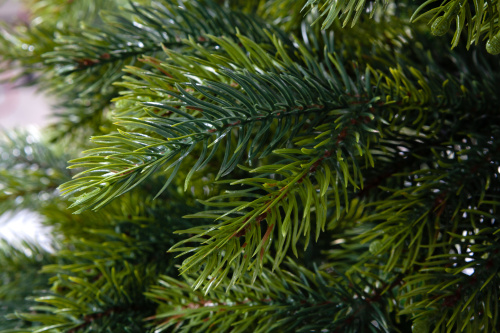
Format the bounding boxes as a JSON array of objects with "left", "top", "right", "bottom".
[{"left": 0, "top": 0, "right": 499, "bottom": 332}]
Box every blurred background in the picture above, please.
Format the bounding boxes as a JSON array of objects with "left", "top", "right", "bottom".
[
  {"left": 0, "top": 0, "right": 52, "bottom": 128},
  {"left": 0, "top": 0, "right": 53, "bottom": 248}
]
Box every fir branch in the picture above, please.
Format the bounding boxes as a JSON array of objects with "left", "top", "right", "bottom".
[
  {"left": 58, "top": 27, "right": 500, "bottom": 291},
  {"left": 60, "top": 25, "right": 473, "bottom": 213},
  {"left": 169, "top": 117, "right": 379, "bottom": 292},
  {"left": 46, "top": 0, "right": 282, "bottom": 78},
  {"left": 23, "top": 0, "right": 144, "bottom": 29},
  {"left": 3, "top": 2, "right": 500, "bottom": 331},
  {"left": 146, "top": 259, "right": 397, "bottom": 332},
  {"left": 0, "top": 129, "right": 71, "bottom": 215},
  {"left": 2, "top": 189, "right": 204, "bottom": 333},
  {"left": 171, "top": 155, "right": 334, "bottom": 292},
  {"left": 57, "top": 31, "right": 356, "bottom": 213},
  {"left": 303, "top": 0, "right": 389, "bottom": 29},
  {"left": 401, "top": 225, "right": 500, "bottom": 332},
  {"left": 0, "top": 240, "right": 54, "bottom": 331},
  {"left": 357, "top": 125, "right": 500, "bottom": 268},
  {"left": 2, "top": 0, "right": 287, "bottom": 140},
  {"left": 0, "top": 23, "right": 58, "bottom": 85},
  {"left": 411, "top": 0, "right": 500, "bottom": 54}
]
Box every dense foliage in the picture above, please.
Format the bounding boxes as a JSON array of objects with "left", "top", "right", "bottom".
[{"left": 1, "top": 0, "right": 500, "bottom": 332}]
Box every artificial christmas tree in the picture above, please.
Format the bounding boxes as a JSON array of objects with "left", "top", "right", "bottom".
[{"left": 1, "top": 0, "right": 500, "bottom": 331}]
